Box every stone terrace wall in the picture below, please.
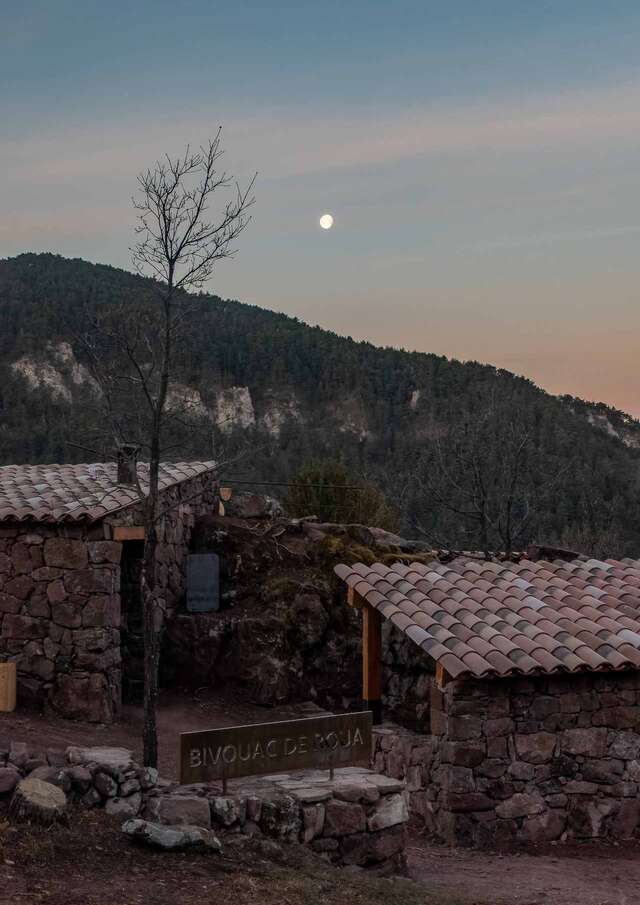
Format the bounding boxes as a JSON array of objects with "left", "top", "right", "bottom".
[
  {"left": 0, "top": 741, "right": 408, "bottom": 871},
  {"left": 0, "top": 471, "right": 217, "bottom": 722},
  {"left": 373, "top": 724, "right": 441, "bottom": 829},
  {"left": 374, "top": 671, "right": 640, "bottom": 847}
]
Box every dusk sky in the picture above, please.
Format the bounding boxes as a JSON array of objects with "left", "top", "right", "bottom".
[{"left": 3, "top": 2, "right": 640, "bottom": 413}]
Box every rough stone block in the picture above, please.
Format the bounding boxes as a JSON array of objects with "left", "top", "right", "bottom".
[
  {"left": 211, "top": 796, "right": 245, "bottom": 826},
  {"left": 323, "top": 799, "right": 366, "bottom": 837},
  {"left": 514, "top": 732, "right": 557, "bottom": 764},
  {"left": 51, "top": 674, "right": 114, "bottom": 723},
  {"left": 487, "top": 737, "right": 508, "bottom": 758},
  {"left": 94, "top": 771, "right": 118, "bottom": 798},
  {"left": 44, "top": 538, "right": 88, "bottom": 570},
  {"left": 445, "top": 792, "right": 494, "bottom": 813},
  {"left": 158, "top": 795, "right": 211, "bottom": 828},
  {"left": 0, "top": 593, "right": 21, "bottom": 615},
  {"left": 611, "top": 800, "right": 640, "bottom": 838},
  {"left": 442, "top": 766, "right": 475, "bottom": 793},
  {"left": 88, "top": 542, "right": 122, "bottom": 565},
  {"left": 82, "top": 595, "right": 120, "bottom": 628},
  {"left": 105, "top": 794, "right": 141, "bottom": 818},
  {"left": 568, "top": 797, "right": 617, "bottom": 838},
  {"left": 64, "top": 569, "right": 113, "bottom": 596},
  {"left": 582, "top": 759, "right": 624, "bottom": 784},
  {"left": 447, "top": 716, "right": 483, "bottom": 741},
  {"left": 66, "top": 766, "right": 92, "bottom": 792},
  {"left": 367, "top": 793, "right": 408, "bottom": 831},
  {"left": 0, "top": 766, "right": 21, "bottom": 795},
  {"left": 561, "top": 727, "right": 608, "bottom": 758},
  {"left": 508, "top": 761, "right": 535, "bottom": 781},
  {"left": 484, "top": 718, "right": 514, "bottom": 737},
  {"left": 593, "top": 707, "right": 640, "bottom": 730},
  {"left": 495, "top": 792, "right": 546, "bottom": 819},
  {"left": 4, "top": 575, "right": 34, "bottom": 600},
  {"left": 51, "top": 602, "right": 82, "bottom": 629},
  {"left": 610, "top": 731, "right": 640, "bottom": 760},
  {"left": 519, "top": 809, "right": 566, "bottom": 843},
  {"left": 46, "top": 580, "right": 67, "bottom": 605},
  {"left": 441, "top": 741, "right": 485, "bottom": 767},
  {"left": 302, "top": 803, "right": 325, "bottom": 841},
  {"left": 2, "top": 615, "right": 46, "bottom": 640}
]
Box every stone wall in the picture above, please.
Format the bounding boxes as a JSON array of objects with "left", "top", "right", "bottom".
[
  {"left": 0, "top": 523, "right": 122, "bottom": 721},
  {"left": 374, "top": 671, "right": 640, "bottom": 847},
  {"left": 113, "top": 472, "right": 218, "bottom": 623},
  {"left": 0, "top": 740, "right": 409, "bottom": 871},
  {"left": 0, "top": 472, "right": 217, "bottom": 721}
]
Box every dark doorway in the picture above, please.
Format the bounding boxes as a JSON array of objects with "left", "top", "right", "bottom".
[{"left": 120, "top": 539, "right": 144, "bottom": 704}]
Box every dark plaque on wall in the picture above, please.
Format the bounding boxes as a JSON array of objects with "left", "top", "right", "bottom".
[{"left": 186, "top": 553, "right": 220, "bottom": 613}]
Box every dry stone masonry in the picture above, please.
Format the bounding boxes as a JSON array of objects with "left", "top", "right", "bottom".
[
  {"left": 0, "top": 470, "right": 216, "bottom": 721},
  {"left": 0, "top": 739, "right": 409, "bottom": 870},
  {"left": 374, "top": 671, "right": 640, "bottom": 847}
]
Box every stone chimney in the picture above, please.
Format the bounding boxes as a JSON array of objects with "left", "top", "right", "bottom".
[{"left": 116, "top": 443, "right": 140, "bottom": 485}]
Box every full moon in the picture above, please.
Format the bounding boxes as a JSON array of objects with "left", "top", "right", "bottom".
[{"left": 319, "top": 213, "right": 334, "bottom": 230}]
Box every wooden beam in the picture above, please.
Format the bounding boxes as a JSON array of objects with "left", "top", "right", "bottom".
[
  {"left": 347, "top": 586, "right": 364, "bottom": 609},
  {"left": 113, "top": 526, "right": 145, "bottom": 541},
  {"left": 435, "top": 661, "right": 451, "bottom": 689},
  {"left": 362, "top": 603, "right": 383, "bottom": 724}
]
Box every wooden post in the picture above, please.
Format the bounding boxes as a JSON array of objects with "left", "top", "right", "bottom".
[
  {"left": 435, "top": 662, "right": 451, "bottom": 689},
  {"left": 362, "top": 603, "right": 382, "bottom": 725}
]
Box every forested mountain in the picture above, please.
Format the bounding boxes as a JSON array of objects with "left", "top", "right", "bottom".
[{"left": 1, "top": 252, "right": 639, "bottom": 555}]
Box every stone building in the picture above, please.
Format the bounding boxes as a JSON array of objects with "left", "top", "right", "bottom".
[
  {"left": 336, "top": 555, "right": 640, "bottom": 845},
  {"left": 0, "top": 456, "right": 217, "bottom": 722}
]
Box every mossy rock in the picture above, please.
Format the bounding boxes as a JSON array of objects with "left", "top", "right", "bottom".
[
  {"left": 261, "top": 576, "right": 301, "bottom": 603},
  {"left": 319, "top": 534, "right": 346, "bottom": 559},
  {"left": 379, "top": 552, "right": 436, "bottom": 566},
  {"left": 341, "top": 544, "right": 377, "bottom": 566}
]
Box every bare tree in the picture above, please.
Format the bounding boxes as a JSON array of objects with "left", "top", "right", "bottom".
[
  {"left": 78, "top": 131, "right": 255, "bottom": 766},
  {"left": 410, "top": 392, "right": 559, "bottom": 556}
]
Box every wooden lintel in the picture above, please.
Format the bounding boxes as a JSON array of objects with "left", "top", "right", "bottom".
[
  {"left": 435, "top": 661, "right": 451, "bottom": 689},
  {"left": 362, "top": 603, "right": 383, "bottom": 724},
  {"left": 113, "top": 525, "right": 145, "bottom": 541},
  {"left": 347, "top": 586, "right": 365, "bottom": 609}
]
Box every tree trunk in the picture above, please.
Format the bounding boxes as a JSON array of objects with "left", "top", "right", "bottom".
[
  {"left": 141, "top": 285, "right": 172, "bottom": 769},
  {"left": 141, "top": 523, "right": 160, "bottom": 768},
  {"left": 10, "top": 778, "right": 68, "bottom": 826}
]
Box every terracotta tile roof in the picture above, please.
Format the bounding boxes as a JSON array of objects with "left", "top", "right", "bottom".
[
  {"left": 0, "top": 461, "right": 216, "bottom": 524},
  {"left": 335, "top": 557, "right": 640, "bottom": 679}
]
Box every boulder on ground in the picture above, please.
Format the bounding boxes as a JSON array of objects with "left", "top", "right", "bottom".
[
  {"left": 105, "top": 794, "right": 142, "bottom": 818},
  {"left": 66, "top": 746, "right": 133, "bottom": 773},
  {"left": 122, "top": 818, "right": 222, "bottom": 852},
  {"left": 0, "top": 766, "right": 21, "bottom": 796}
]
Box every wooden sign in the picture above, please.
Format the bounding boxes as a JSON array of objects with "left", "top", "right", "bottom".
[
  {"left": 180, "top": 711, "right": 373, "bottom": 785},
  {"left": 186, "top": 553, "right": 220, "bottom": 613}
]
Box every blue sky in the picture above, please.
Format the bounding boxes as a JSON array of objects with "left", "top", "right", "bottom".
[{"left": 2, "top": 2, "right": 640, "bottom": 411}]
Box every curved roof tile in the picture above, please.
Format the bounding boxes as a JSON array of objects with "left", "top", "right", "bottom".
[
  {"left": 335, "top": 556, "right": 640, "bottom": 679},
  {"left": 0, "top": 461, "right": 216, "bottom": 523}
]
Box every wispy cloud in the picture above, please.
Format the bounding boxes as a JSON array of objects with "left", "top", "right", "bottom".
[
  {"left": 5, "top": 78, "right": 640, "bottom": 191},
  {"left": 472, "top": 224, "right": 640, "bottom": 253}
]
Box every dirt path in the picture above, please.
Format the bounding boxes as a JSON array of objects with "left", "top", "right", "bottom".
[
  {"left": 0, "top": 690, "right": 315, "bottom": 780},
  {"left": 5, "top": 704, "right": 640, "bottom": 904},
  {"left": 409, "top": 838, "right": 640, "bottom": 905}
]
